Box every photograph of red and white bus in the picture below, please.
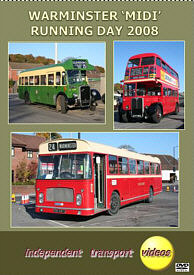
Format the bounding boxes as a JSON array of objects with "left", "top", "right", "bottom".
[
  {"left": 36, "top": 138, "right": 162, "bottom": 216},
  {"left": 119, "top": 53, "right": 180, "bottom": 123}
]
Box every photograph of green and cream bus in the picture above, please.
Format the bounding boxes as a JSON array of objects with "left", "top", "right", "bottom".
[{"left": 17, "top": 58, "right": 97, "bottom": 113}]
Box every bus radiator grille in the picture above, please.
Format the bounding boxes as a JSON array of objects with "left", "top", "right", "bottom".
[{"left": 46, "top": 188, "right": 74, "bottom": 202}]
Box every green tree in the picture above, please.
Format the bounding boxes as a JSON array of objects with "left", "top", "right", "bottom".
[
  {"left": 16, "top": 159, "right": 31, "bottom": 183},
  {"left": 36, "top": 132, "right": 62, "bottom": 140},
  {"left": 118, "top": 144, "right": 136, "bottom": 152}
]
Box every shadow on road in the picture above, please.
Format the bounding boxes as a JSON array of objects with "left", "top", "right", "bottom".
[{"left": 24, "top": 203, "right": 106, "bottom": 223}]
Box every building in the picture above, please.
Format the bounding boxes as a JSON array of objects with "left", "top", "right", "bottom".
[
  {"left": 9, "top": 62, "right": 44, "bottom": 93},
  {"left": 148, "top": 154, "right": 179, "bottom": 182},
  {"left": 12, "top": 134, "right": 45, "bottom": 183},
  {"left": 87, "top": 68, "right": 105, "bottom": 96}
]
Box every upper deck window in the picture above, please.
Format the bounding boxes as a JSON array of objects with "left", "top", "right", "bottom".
[
  {"left": 128, "top": 58, "right": 140, "bottom": 68},
  {"left": 141, "top": 57, "right": 155, "bottom": 66},
  {"left": 162, "top": 62, "right": 166, "bottom": 71},
  {"left": 156, "top": 58, "right": 161, "bottom": 67}
]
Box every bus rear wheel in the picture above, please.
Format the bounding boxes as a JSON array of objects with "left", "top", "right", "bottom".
[
  {"left": 151, "top": 105, "right": 162, "bottom": 123},
  {"left": 108, "top": 191, "right": 120, "bottom": 215},
  {"left": 24, "top": 92, "right": 31, "bottom": 105},
  {"left": 56, "top": 95, "right": 68, "bottom": 114},
  {"left": 145, "top": 187, "right": 154, "bottom": 203}
]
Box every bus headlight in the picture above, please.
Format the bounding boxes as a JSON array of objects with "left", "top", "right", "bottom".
[
  {"left": 39, "top": 193, "right": 44, "bottom": 204},
  {"left": 76, "top": 194, "right": 82, "bottom": 206},
  {"left": 73, "top": 93, "right": 78, "bottom": 98},
  {"left": 91, "top": 90, "right": 97, "bottom": 96}
]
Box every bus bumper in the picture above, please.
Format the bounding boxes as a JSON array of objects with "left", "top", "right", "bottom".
[{"left": 35, "top": 205, "right": 95, "bottom": 216}]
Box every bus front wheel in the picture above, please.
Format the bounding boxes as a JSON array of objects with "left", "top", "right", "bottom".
[
  {"left": 151, "top": 105, "right": 162, "bottom": 123},
  {"left": 89, "top": 101, "right": 96, "bottom": 111},
  {"left": 24, "top": 92, "right": 31, "bottom": 105},
  {"left": 56, "top": 95, "right": 68, "bottom": 114},
  {"left": 145, "top": 187, "right": 154, "bottom": 203},
  {"left": 108, "top": 191, "right": 120, "bottom": 215}
]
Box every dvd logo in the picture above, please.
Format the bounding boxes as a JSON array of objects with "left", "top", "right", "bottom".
[{"left": 175, "top": 263, "right": 190, "bottom": 272}]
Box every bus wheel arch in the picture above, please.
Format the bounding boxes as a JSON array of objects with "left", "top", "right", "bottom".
[
  {"left": 145, "top": 186, "right": 154, "bottom": 203},
  {"left": 56, "top": 93, "right": 68, "bottom": 114},
  {"left": 108, "top": 191, "right": 121, "bottom": 216},
  {"left": 24, "top": 91, "right": 31, "bottom": 105}
]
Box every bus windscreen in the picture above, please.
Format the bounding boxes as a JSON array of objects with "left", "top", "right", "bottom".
[{"left": 37, "top": 153, "right": 92, "bottom": 180}]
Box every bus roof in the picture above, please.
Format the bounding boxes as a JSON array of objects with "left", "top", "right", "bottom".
[
  {"left": 39, "top": 138, "right": 161, "bottom": 164},
  {"left": 128, "top": 53, "right": 178, "bottom": 76},
  {"left": 19, "top": 59, "right": 94, "bottom": 74}
]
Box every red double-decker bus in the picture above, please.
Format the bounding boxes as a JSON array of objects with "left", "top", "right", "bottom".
[
  {"left": 119, "top": 53, "right": 179, "bottom": 123},
  {"left": 35, "top": 138, "right": 162, "bottom": 216}
]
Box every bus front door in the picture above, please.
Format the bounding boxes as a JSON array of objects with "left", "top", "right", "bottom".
[{"left": 94, "top": 155, "right": 106, "bottom": 209}]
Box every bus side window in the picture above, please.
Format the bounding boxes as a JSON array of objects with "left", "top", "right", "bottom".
[
  {"left": 29, "top": 76, "right": 34, "bottom": 86},
  {"left": 25, "top": 77, "right": 28, "bottom": 85},
  {"left": 48, "top": 74, "right": 54, "bottom": 85},
  {"left": 109, "top": 155, "right": 118, "bottom": 174},
  {"left": 163, "top": 87, "right": 168, "bottom": 96},
  {"left": 118, "top": 157, "right": 128, "bottom": 174},
  {"left": 137, "top": 160, "right": 144, "bottom": 174},
  {"left": 62, "top": 72, "right": 66, "bottom": 85},
  {"left": 150, "top": 163, "right": 155, "bottom": 174},
  {"left": 156, "top": 164, "right": 161, "bottom": 174},
  {"left": 56, "top": 72, "right": 61, "bottom": 85},
  {"left": 35, "top": 76, "right": 39, "bottom": 85},
  {"left": 144, "top": 161, "right": 150, "bottom": 174},
  {"left": 22, "top": 77, "right": 24, "bottom": 85},
  {"left": 129, "top": 159, "right": 136, "bottom": 174},
  {"left": 41, "top": 75, "right": 46, "bottom": 85},
  {"left": 168, "top": 88, "right": 172, "bottom": 96},
  {"left": 156, "top": 57, "right": 161, "bottom": 67}
]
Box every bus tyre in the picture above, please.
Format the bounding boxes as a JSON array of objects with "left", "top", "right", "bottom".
[
  {"left": 151, "top": 105, "right": 162, "bottom": 123},
  {"left": 24, "top": 92, "right": 31, "bottom": 105},
  {"left": 108, "top": 191, "right": 120, "bottom": 216},
  {"left": 90, "top": 102, "right": 96, "bottom": 111},
  {"left": 145, "top": 187, "right": 154, "bottom": 203},
  {"left": 56, "top": 95, "right": 68, "bottom": 114},
  {"left": 122, "top": 111, "right": 130, "bottom": 123},
  {"left": 174, "top": 103, "right": 179, "bottom": 115}
]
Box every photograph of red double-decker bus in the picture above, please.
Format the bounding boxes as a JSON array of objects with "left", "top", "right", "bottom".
[{"left": 114, "top": 42, "right": 184, "bottom": 129}]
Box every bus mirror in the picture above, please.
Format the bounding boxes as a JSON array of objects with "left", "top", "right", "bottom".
[{"left": 96, "top": 156, "right": 101, "bottom": 164}]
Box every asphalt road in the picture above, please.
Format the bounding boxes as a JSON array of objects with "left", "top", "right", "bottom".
[
  {"left": 114, "top": 107, "right": 184, "bottom": 129},
  {"left": 9, "top": 94, "right": 105, "bottom": 124},
  {"left": 12, "top": 191, "right": 178, "bottom": 228}
]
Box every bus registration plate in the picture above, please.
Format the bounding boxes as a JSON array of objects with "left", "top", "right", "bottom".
[{"left": 53, "top": 209, "right": 65, "bottom": 214}]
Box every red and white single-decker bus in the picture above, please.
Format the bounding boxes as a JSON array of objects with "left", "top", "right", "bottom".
[{"left": 36, "top": 138, "right": 162, "bottom": 216}]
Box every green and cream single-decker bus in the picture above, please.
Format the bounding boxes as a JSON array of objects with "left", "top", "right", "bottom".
[{"left": 17, "top": 59, "right": 97, "bottom": 113}]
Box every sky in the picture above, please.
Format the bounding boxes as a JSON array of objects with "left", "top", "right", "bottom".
[
  {"left": 9, "top": 42, "right": 105, "bottom": 68},
  {"left": 114, "top": 41, "right": 185, "bottom": 93},
  {"left": 14, "top": 132, "right": 179, "bottom": 159}
]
